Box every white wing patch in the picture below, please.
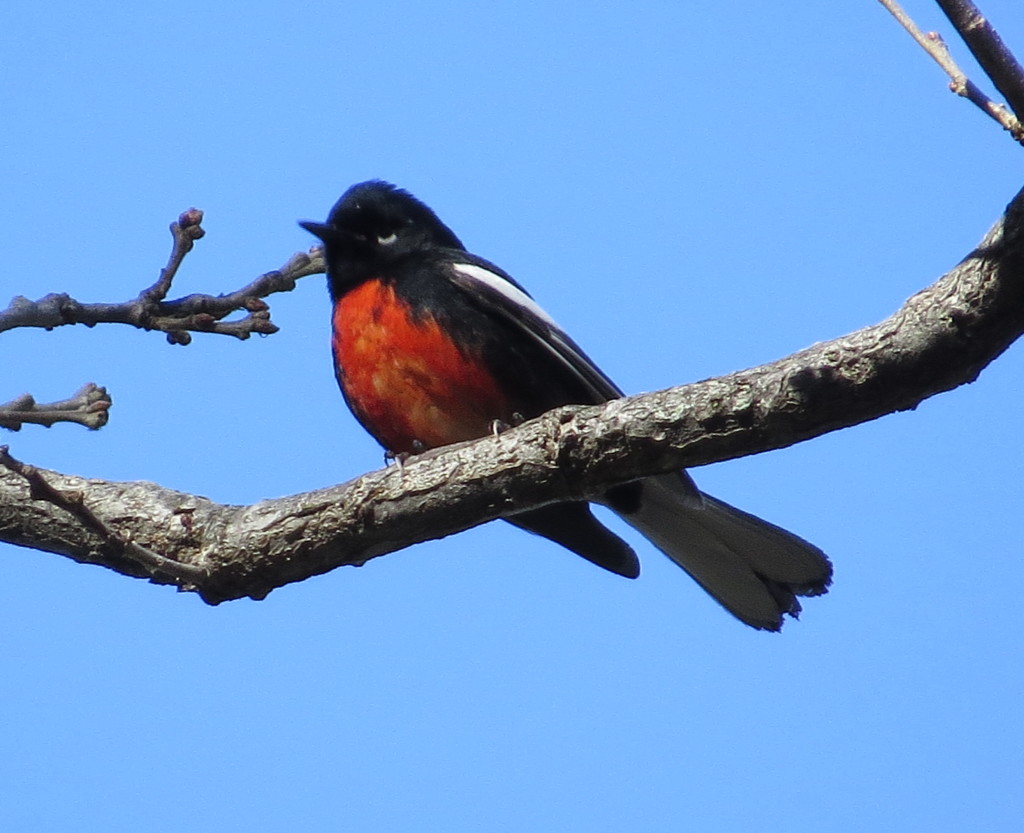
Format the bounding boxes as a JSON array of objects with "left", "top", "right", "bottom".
[
  {"left": 449, "top": 261, "right": 622, "bottom": 402},
  {"left": 451, "top": 262, "right": 562, "bottom": 330}
]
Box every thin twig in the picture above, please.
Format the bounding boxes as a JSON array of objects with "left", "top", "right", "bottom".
[
  {"left": 0, "top": 209, "right": 326, "bottom": 345},
  {"left": 935, "top": 0, "right": 1024, "bottom": 121},
  {"left": 0, "top": 383, "right": 111, "bottom": 431},
  {"left": 139, "top": 208, "right": 206, "bottom": 307},
  {"left": 878, "top": 0, "right": 1024, "bottom": 142},
  {"left": 150, "top": 248, "right": 325, "bottom": 345},
  {"left": 0, "top": 445, "right": 206, "bottom": 584}
]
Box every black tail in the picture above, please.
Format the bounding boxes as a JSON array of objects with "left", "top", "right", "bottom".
[
  {"left": 620, "top": 474, "right": 832, "bottom": 630},
  {"left": 507, "top": 502, "right": 640, "bottom": 579}
]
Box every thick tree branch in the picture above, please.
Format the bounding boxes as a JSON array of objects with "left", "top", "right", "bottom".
[
  {"left": 2, "top": 184, "right": 1023, "bottom": 604},
  {"left": 0, "top": 446, "right": 205, "bottom": 582},
  {"left": 0, "top": 209, "right": 325, "bottom": 346},
  {"left": 0, "top": 384, "right": 111, "bottom": 431}
]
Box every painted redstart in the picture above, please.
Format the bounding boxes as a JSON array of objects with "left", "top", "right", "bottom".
[{"left": 301, "top": 181, "right": 831, "bottom": 630}]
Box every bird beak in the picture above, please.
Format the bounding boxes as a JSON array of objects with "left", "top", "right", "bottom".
[
  {"left": 298, "top": 220, "right": 333, "bottom": 242},
  {"left": 299, "top": 221, "right": 370, "bottom": 250}
]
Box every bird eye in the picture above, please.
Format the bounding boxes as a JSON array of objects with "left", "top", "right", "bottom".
[{"left": 377, "top": 232, "right": 398, "bottom": 245}]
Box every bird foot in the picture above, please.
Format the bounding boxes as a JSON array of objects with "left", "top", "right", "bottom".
[
  {"left": 384, "top": 440, "right": 426, "bottom": 469},
  {"left": 490, "top": 413, "right": 525, "bottom": 437}
]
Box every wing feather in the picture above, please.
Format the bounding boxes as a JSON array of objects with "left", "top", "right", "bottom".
[{"left": 446, "top": 258, "right": 622, "bottom": 405}]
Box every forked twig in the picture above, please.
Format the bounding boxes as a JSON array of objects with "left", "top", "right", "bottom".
[
  {"left": 0, "top": 209, "right": 326, "bottom": 345},
  {"left": 0, "top": 383, "right": 111, "bottom": 431},
  {"left": 878, "top": 0, "right": 1024, "bottom": 143},
  {"left": 935, "top": 0, "right": 1024, "bottom": 120}
]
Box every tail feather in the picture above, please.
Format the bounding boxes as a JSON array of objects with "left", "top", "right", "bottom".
[
  {"left": 507, "top": 502, "right": 641, "bottom": 579},
  {"left": 619, "top": 474, "right": 831, "bottom": 631},
  {"left": 695, "top": 494, "right": 832, "bottom": 595}
]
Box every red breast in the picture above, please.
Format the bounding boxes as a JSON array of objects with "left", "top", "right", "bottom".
[{"left": 332, "top": 279, "right": 513, "bottom": 454}]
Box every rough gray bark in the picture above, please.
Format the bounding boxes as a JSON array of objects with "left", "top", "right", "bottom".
[{"left": 2, "top": 185, "right": 1022, "bottom": 604}]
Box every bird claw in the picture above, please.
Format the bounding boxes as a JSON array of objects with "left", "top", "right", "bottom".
[
  {"left": 384, "top": 440, "right": 426, "bottom": 470},
  {"left": 490, "top": 413, "right": 525, "bottom": 437}
]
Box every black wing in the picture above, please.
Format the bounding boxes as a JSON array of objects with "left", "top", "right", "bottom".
[{"left": 443, "top": 252, "right": 623, "bottom": 406}]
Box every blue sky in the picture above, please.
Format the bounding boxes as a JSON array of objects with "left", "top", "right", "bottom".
[{"left": 2, "top": 1, "right": 1022, "bottom": 830}]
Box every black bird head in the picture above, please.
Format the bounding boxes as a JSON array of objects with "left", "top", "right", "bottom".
[{"left": 300, "top": 181, "right": 464, "bottom": 277}]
